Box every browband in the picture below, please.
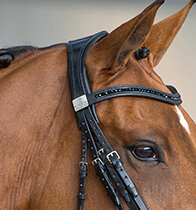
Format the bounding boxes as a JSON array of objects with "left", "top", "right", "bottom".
[
  {"left": 73, "top": 84, "right": 181, "bottom": 112},
  {"left": 66, "top": 31, "right": 182, "bottom": 210}
]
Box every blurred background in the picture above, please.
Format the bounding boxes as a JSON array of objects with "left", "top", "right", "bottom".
[{"left": 0, "top": 0, "right": 195, "bottom": 121}]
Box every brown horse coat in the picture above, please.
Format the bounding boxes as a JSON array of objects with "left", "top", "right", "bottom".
[{"left": 0, "top": 0, "right": 195, "bottom": 209}]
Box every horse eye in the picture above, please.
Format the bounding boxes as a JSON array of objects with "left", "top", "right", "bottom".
[{"left": 131, "top": 145, "right": 158, "bottom": 161}]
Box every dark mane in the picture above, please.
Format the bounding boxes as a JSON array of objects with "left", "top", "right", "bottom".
[
  {"left": 0, "top": 44, "right": 65, "bottom": 69},
  {"left": 0, "top": 43, "right": 66, "bottom": 58},
  {"left": 0, "top": 46, "right": 38, "bottom": 57}
]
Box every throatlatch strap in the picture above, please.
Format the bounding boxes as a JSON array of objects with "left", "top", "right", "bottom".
[{"left": 66, "top": 31, "right": 182, "bottom": 210}]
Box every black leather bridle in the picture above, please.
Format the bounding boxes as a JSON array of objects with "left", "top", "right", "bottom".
[{"left": 66, "top": 31, "right": 182, "bottom": 210}]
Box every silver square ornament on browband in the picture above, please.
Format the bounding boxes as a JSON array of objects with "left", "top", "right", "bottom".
[{"left": 72, "top": 95, "right": 89, "bottom": 112}]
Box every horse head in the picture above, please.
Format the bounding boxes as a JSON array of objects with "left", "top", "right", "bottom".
[
  {"left": 0, "top": 0, "right": 195, "bottom": 209},
  {"left": 84, "top": 0, "right": 196, "bottom": 209}
]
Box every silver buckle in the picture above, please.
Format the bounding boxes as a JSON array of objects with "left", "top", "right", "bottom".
[
  {"left": 98, "top": 148, "right": 104, "bottom": 156},
  {"left": 106, "top": 151, "right": 120, "bottom": 164},
  {"left": 72, "top": 95, "right": 89, "bottom": 112},
  {"left": 92, "top": 158, "right": 104, "bottom": 166},
  {"left": 79, "top": 161, "right": 88, "bottom": 167}
]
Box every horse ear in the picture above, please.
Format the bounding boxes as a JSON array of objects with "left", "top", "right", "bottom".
[
  {"left": 144, "top": 0, "right": 196, "bottom": 67},
  {"left": 86, "top": 0, "right": 164, "bottom": 70}
]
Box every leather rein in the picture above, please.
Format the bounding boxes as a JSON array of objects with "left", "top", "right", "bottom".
[{"left": 66, "top": 31, "right": 182, "bottom": 210}]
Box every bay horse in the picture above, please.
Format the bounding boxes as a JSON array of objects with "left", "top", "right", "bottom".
[{"left": 0, "top": 0, "right": 195, "bottom": 209}]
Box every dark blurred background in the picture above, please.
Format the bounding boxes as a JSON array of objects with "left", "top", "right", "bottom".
[{"left": 0, "top": 0, "right": 195, "bottom": 120}]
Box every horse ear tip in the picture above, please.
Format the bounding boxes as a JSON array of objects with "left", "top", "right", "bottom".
[
  {"left": 156, "top": 0, "right": 165, "bottom": 4},
  {"left": 150, "top": 0, "right": 165, "bottom": 8},
  {"left": 149, "top": 0, "right": 165, "bottom": 10}
]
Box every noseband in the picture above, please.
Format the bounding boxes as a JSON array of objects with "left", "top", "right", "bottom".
[{"left": 66, "top": 31, "right": 182, "bottom": 210}]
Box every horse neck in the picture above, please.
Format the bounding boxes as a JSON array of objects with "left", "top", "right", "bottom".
[{"left": 0, "top": 45, "right": 82, "bottom": 208}]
